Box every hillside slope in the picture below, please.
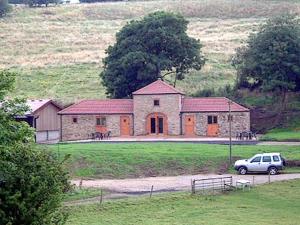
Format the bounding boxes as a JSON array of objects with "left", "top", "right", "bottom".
[{"left": 1, "top": 0, "right": 300, "bottom": 103}]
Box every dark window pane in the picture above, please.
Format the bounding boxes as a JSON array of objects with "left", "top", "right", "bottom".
[
  {"left": 73, "top": 117, "right": 77, "bottom": 123},
  {"left": 151, "top": 118, "right": 156, "bottom": 133},
  {"left": 251, "top": 156, "right": 261, "bottom": 163},
  {"left": 154, "top": 100, "right": 160, "bottom": 106},
  {"left": 158, "top": 117, "right": 164, "bottom": 134},
  {"left": 263, "top": 156, "right": 271, "bottom": 162},
  {"left": 273, "top": 156, "right": 280, "bottom": 162},
  {"left": 213, "top": 116, "right": 218, "bottom": 124},
  {"left": 208, "top": 116, "right": 212, "bottom": 124}
]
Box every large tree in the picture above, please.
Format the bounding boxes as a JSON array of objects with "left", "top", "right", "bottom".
[
  {"left": 232, "top": 14, "right": 300, "bottom": 101},
  {"left": 0, "top": 0, "right": 11, "bottom": 17},
  {"left": 0, "top": 70, "right": 71, "bottom": 225},
  {"left": 101, "top": 11, "right": 205, "bottom": 98}
]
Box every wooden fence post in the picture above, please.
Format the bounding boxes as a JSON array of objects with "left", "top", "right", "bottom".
[
  {"left": 79, "top": 178, "right": 83, "bottom": 189},
  {"left": 252, "top": 176, "right": 255, "bottom": 186},
  {"left": 268, "top": 172, "right": 271, "bottom": 184},
  {"left": 100, "top": 189, "right": 103, "bottom": 204},
  {"left": 150, "top": 185, "right": 154, "bottom": 198}
]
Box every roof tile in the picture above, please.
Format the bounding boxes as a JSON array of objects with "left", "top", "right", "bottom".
[
  {"left": 133, "top": 80, "right": 184, "bottom": 95},
  {"left": 181, "top": 97, "right": 249, "bottom": 112},
  {"left": 58, "top": 99, "right": 133, "bottom": 115}
]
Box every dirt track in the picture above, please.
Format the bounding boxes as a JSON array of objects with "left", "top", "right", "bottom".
[{"left": 71, "top": 173, "right": 300, "bottom": 193}]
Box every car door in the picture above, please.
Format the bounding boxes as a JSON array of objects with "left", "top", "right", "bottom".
[
  {"left": 260, "top": 156, "right": 272, "bottom": 171},
  {"left": 247, "top": 156, "right": 262, "bottom": 172}
]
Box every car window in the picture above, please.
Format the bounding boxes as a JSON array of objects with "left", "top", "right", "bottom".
[
  {"left": 251, "top": 156, "right": 261, "bottom": 163},
  {"left": 262, "top": 156, "right": 271, "bottom": 162},
  {"left": 273, "top": 155, "right": 280, "bottom": 162}
]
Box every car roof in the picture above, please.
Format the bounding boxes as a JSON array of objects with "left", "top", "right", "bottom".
[{"left": 254, "top": 153, "right": 281, "bottom": 157}]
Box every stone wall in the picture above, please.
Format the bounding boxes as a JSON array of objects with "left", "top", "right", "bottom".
[
  {"left": 182, "top": 112, "right": 250, "bottom": 137},
  {"left": 133, "top": 94, "right": 182, "bottom": 135},
  {"left": 61, "top": 114, "right": 133, "bottom": 141}
]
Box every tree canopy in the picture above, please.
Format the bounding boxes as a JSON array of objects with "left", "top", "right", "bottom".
[
  {"left": 0, "top": 70, "right": 70, "bottom": 225},
  {"left": 101, "top": 11, "right": 205, "bottom": 98},
  {"left": 0, "top": 0, "right": 11, "bottom": 17},
  {"left": 232, "top": 14, "right": 300, "bottom": 94}
]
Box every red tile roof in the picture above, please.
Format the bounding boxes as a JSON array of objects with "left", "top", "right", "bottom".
[
  {"left": 26, "top": 99, "right": 62, "bottom": 115},
  {"left": 132, "top": 80, "right": 184, "bottom": 95},
  {"left": 58, "top": 99, "right": 133, "bottom": 115},
  {"left": 181, "top": 97, "right": 249, "bottom": 112}
]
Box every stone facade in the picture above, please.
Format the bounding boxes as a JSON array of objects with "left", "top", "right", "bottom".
[
  {"left": 61, "top": 114, "right": 133, "bottom": 141},
  {"left": 133, "top": 94, "right": 182, "bottom": 136},
  {"left": 182, "top": 112, "right": 250, "bottom": 137}
]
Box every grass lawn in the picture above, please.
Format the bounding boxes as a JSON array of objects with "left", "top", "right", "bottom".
[
  {"left": 66, "top": 179, "right": 300, "bottom": 225},
  {"left": 49, "top": 143, "right": 300, "bottom": 179}
]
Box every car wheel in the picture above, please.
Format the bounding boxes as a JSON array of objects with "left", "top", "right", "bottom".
[
  {"left": 238, "top": 166, "right": 247, "bottom": 175},
  {"left": 268, "top": 166, "right": 278, "bottom": 175}
]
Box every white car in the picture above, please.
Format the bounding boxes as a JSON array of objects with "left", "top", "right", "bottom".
[{"left": 234, "top": 153, "right": 285, "bottom": 175}]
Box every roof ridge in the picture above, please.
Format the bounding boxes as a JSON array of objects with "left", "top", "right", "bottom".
[{"left": 133, "top": 79, "right": 184, "bottom": 95}]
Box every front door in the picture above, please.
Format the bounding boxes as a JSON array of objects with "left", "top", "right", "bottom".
[
  {"left": 120, "top": 116, "right": 130, "bottom": 136},
  {"left": 185, "top": 115, "right": 195, "bottom": 136},
  {"left": 207, "top": 115, "right": 219, "bottom": 137},
  {"left": 147, "top": 113, "right": 167, "bottom": 135}
]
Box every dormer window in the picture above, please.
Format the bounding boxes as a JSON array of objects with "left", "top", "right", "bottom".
[{"left": 154, "top": 99, "right": 160, "bottom": 106}]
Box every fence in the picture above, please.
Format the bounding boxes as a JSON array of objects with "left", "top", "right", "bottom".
[{"left": 191, "top": 176, "right": 234, "bottom": 194}]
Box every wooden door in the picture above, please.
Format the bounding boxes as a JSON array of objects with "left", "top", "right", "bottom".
[
  {"left": 207, "top": 124, "right": 219, "bottom": 136},
  {"left": 120, "top": 116, "right": 130, "bottom": 136},
  {"left": 185, "top": 115, "right": 195, "bottom": 136}
]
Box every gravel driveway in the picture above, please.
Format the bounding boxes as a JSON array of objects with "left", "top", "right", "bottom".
[{"left": 71, "top": 173, "right": 300, "bottom": 193}]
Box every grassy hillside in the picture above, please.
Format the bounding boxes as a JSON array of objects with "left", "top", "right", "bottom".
[
  {"left": 66, "top": 179, "right": 300, "bottom": 225},
  {"left": 1, "top": 0, "right": 300, "bottom": 103},
  {"left": 50, "top": 142, "right": 300, "bottom": 178}
]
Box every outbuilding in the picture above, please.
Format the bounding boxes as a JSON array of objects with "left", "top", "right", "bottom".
[{"left": 58, "top": 80, "right": 250, "bottom": 141}]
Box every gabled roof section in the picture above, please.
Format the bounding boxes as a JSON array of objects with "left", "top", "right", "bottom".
[
  {"left": 181, "top": 97, "right": 249, "bottom": 112},
  {"left": 58, "top": 99, "right": 133, "bottom": 115},
  {"left": 26, "top": 99, "right": 62, "bottom": 115},
  {"left": 132, "top": 80, "right": 184, "bottom": 95}
]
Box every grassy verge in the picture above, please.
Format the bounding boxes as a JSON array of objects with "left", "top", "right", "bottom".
[
  {"left": 66, "top": 179, "right": 300, "bottom": 225},
  {"left": 49, "top": 143, "right": 300, "bottom": 179}
]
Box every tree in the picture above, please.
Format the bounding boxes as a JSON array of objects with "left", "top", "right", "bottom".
[
  {"left": 0, "top": 0, "right": 11, "bottom": 17},
  {"left": 232, "top": 14, "right": 300, "bottom": 104},
  {"left": 0, "top": 70, "right": 71, "bottom": 225},
  {"left": 101, "top": 11, "right": 205, "bottom": 98}
]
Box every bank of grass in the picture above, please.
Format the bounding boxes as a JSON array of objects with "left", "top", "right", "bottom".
[
  {"left": 1, "top": 1, "right": 300, "bottom": 102},
  {"left": 261, "top": 118, "right": 300, "bottom": 141},
  {"left": 50, "top": 143, "right": 300, "bottom": 178},
  {"left": 66, "top": 179, "right": 300, "bottom": 225}
]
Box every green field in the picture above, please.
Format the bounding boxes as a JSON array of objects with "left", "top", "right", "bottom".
[
  {"left": 66, "top": 179, "right": 300, "bottom": 225},
  {"left": 261, "top": 118, "right": 300, "bottom": 141},
  {"left": 50, "top": 143, "right": 300, "bottom": 178},
  {"left": 1, "top": 0, "right": 300, "bottom": 103}
]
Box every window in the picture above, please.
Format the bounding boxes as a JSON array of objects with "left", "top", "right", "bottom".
[
  {"left": 273, "top": 155, "right": 280, "bottom": 162},
  {"left": 72, "top": 117, "right": 78, "bottom": 123},
  {"left": 96, "top": 117, "right": 106, "bottom": 126},
  {"left": 228, "top": 115, "right": 233, "bottom": 122},
  {"left": 208, "top": 116, "right": 218, "bottom": 124},
  {"left": 263, "top": 156, "right": 271, "bottom": 162},
  {"left": 251, "top": 156, "right": 261, "bottom": 163},
  {"left": 154, "top": 99, "right": 160, "bottom": 106}
]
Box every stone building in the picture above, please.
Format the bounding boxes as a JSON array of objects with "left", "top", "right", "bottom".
[{"left": 58, "top": 80, "right": 250, "bottom": 141}]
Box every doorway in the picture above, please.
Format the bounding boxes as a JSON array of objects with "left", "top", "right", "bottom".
[
  {"left": 120, "top": 116, "right": 131, "bottom": 136},
  {"left": 147, "top": 113, "right": 167, "bottom": 135},
  {"left": 207, "top": 115, "right": 219, "bottom": 137},
  {"left": 185, "top": 115, "right": 195, "bottom": 136}
]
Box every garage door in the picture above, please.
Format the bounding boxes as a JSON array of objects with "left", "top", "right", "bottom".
[{"left": 36, "top": 130, "right": 60, "bottom": 143}]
